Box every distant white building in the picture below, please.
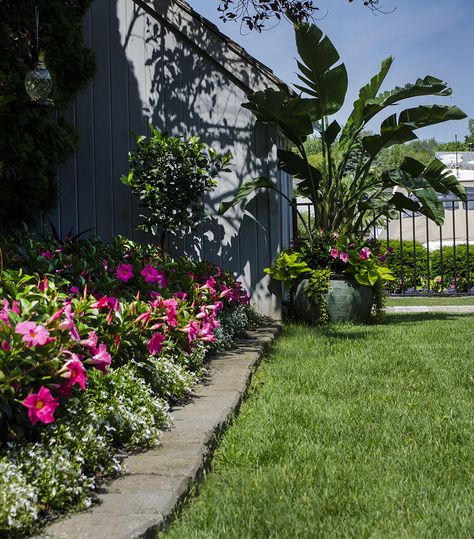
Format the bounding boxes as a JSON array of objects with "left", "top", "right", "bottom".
[{"left": 386, "top": 152, "right": 474, "bottom": 250}]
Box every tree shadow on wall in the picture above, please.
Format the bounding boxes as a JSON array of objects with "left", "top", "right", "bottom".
[{"left": 52, "top": 0, "right": 286, "bottom": 311}]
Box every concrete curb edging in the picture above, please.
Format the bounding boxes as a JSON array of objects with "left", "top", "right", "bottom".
[
  {"left": 36, "top": 321, "right": 282, "bottom": 539},
  {"left": 387, "top": 305, "right": 474, "bottom": 313}
]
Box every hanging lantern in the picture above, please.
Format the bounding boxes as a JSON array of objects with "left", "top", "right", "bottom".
[
  {"left": 25, "top": 50, "right": 53, "bottom": 105},
  {"left": 25, "top": 2, "right": 54, "bottom": 107}
]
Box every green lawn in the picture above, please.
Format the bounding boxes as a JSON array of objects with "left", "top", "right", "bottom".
[
  {"left": 387, "top": 296, "right": 474, "bottom": 306},
  {"left": 162, "top": 314, "right": 474, "bottom": 538}
]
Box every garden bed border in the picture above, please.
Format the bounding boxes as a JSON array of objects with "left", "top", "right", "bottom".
[{"left": 35, "top": 320, "right": 282, "bottom": 539}]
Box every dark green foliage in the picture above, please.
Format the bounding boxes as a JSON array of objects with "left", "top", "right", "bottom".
[
  {"left": 380, "top": 241, "right": 474, "bottom": 292},
  {"left": 380, "top": 240, "right": 429, "bottom": 290},
  {"left": 430, "top": 245, "right": 474, "bottom": 289},
  {"left": 0, "top": 1, "right": 96, "bottom": 226},
  {"left": 122, "top": 127, "right": 232, "bottom": 241}
]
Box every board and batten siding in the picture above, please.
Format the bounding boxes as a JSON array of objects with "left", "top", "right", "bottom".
[{"left": 50, "top": 0, "right": 292, "bottom": 317}]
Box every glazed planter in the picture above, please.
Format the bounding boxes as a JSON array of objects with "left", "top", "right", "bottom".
[
  {"left": 291, "top": 274, "right": 374, "bottom": 324},
  {"left": 326, "top": 274, "right": 374, "bottom": 322},
  {"left": 292, "top": 279, "right": 322, "bottom": 324}
]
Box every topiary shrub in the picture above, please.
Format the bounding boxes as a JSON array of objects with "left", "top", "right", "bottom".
[
  {"left": 122, "top": 126, "right": 232, "bottom": 250},
  {"left": 0, "top": 1, "right": 96, "bottom": 227}
]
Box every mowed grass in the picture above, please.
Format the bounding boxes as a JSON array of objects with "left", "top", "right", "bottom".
[
  {"left": 387, "top": 296, "right": 474, "bottom": 306},
  {"left": 162, "top": 314, "right": 474, "bottom": 539}
]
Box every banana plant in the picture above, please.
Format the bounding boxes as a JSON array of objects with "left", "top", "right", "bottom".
[{"left": 219, "top": 23, "right": 466, "bottom": 239}]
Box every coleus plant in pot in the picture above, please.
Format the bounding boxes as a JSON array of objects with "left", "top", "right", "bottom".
[{"left": 220, "top": 21, "right": 466, "bottom": 321}]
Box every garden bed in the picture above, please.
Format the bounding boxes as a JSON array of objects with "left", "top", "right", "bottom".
[{"left": 0, "top": 233, "right": 260, "bottom": 537}]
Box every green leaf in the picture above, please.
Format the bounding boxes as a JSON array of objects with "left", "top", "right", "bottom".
[
  {"left": 218, "top": 177, "right": 276, "bottom": 215},
  {"left": 362, "top": 122, "right": 417, "bottom": 157},
  {"left": 389, "top": 191, "right": 420, "bottom": 212},
  {"left": 277, "top": 150, "right": 323, "bottom": 196},
  {"left": 340, "top": 57, "right": 394, "bottom": 148},
  {"left": 293, "top": 23, "right": 348, "bottom": 118},
  {"left": 242, "top": 89, "right": 314, "bottom": 146},
  {"left": 323, "top": 120, "right": 341, "bottom": 147}
]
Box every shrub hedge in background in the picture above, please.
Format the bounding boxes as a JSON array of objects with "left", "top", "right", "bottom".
[
  {"left": 381, "top": 240, "right": 474, "bottom": 292},
  {"left": 378, "top": 240, "right": 428, "bottom": 291},
  {"left": 0, "top": 1, "right": 95, "bottom": 226}
]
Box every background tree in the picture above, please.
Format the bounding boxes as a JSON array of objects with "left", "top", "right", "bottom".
[
  {"left": 217, "top": 0, "right": 381, "bottom": 31},
  {"left": 465, "top": 118, "right": 474, "bottom": 149}
]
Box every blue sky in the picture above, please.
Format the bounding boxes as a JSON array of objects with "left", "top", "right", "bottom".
[{"left": 186, "top": 0, "right": 473, "bottom": 142}]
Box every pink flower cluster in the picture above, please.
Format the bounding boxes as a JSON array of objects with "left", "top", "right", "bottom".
[
  {"left": 1, "top": 299, "right": 112, "bottom": 427},
  {"left": 2, "top": 251, "right": 252, "bottom": 430}
]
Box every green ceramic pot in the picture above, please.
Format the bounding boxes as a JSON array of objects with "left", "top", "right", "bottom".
[
  {"left": 292, "top": 279, "right": 322, "bottom": 324},
  {"left": 326, "top": 274, "right": 374, "bottom": 322}
]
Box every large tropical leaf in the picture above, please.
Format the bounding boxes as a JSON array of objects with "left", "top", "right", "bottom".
[
  {"left": 389, "top": 191, "right": 422, "bottom": 213},
  {"left": 278, "top": 149, "right": 323, "bottom": 201},
  {"left": 422, "top": 158, "right": 466, "bottom": 200},
  {"left": 339, "top": 57, "right": 393, "bottom": 154},
  {"left": 340, "top": 71, "right": 454, "bottom": 155},
  {"left": 362, "top": 105, "right": 466, "bottom": 158},
  {"left": 219, "top": 177, "right": 282, "bottom": 215},
  {"left": 398, "top": 104, "right": 466, "bottom": 129},
  {"left": 277, "top": 149, "right": 323, "bottom": 184},
  {"left": 380, "top": 157, "right": 464, "bottom": 225},
  {"left": 293, "top": 23, "right": 348, "bottom": 119},
  {"left": 362, "top": 121, "right": 417, "bottom": 157},
  {"left": 242, "top": 88, "right": 314, "bottom": 146}
]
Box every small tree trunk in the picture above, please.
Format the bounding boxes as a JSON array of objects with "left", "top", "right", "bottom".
[{"left": 159, "top": 230, "right": 167, "bottom": 257}]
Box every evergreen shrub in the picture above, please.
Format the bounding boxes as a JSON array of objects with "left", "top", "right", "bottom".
[{"left": 0, "top": 1, "right": 95, "bottom": 226}]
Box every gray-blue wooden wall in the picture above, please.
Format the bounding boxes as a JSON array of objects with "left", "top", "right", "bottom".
[{"left": 49, "top": 0, "right": 292, "bottom": 317}]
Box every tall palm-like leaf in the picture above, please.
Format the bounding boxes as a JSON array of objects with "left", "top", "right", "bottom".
[{"left": 220, "top": 22, "right": 466, "bottom": 238}]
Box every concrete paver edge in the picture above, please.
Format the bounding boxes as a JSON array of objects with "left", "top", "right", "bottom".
[{"left": 36, "top": 320, "right": 282, "bottom": 539}]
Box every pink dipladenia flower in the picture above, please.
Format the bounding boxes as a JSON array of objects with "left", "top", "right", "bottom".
[
  {"left": 22, "top": 386, "right": 59, "bottom": 425},
  {"left": 174, "top": 291, "right": 187, "bottom": 301},
  {"left": 155, "top": 270, "right": 167, "bottom": 288},
  {"left": 87, "top": 344, "right": 112, "bottom": 373},
  {"left": 148, "top": 332, "right": 166, "bottom": 355},
  {"left": 57, "top": 304, "right": 80, "bottom": 341},
  {"left": 219, "top": 285, "right": 233, "bottom": 299},
  {"left": 1, "top": 340, "right": 10, "bottom": 351},
  {"left": 148, "top": 333, "right": 166, "bottom": 356},
  {"left": 40, "top": 250, "right": 54, "bottom": 259},
  {"left": 79, "top": 330, "right": 98, "bottom": 349},
  {"left": 141, "top": 264, "right": 167, "bottom": 286},
  {"left": 359, "top": 247, "right": 371, "bottom": 260},
  {"left": 116, "top": 263, "right": 134, "bottom": 282},
  {"left": 135, "top": 310, "right": 152, "bottom": 325},
  {"left": 107, "top": 296, "right": 120, "bottom": 312},
  {"left": 64, "top": 355, "right": 87, "bottom": 391},
  {"left": 202, "top": 276, "right": 217, "bottom": 294},
  {"left": 199, "top": 322, "right": 217, "bottom": 342},
  {"left": 141, "top": 264, "right": 159, "bottom": 283},
  {"left": 0, "top": 300, "right": 10, "bottom": 326},
  {"left": 329, "top": 248, "right": 339, "bottom": 259},
  {"left": 339, "top": 251, "right": 349, "bottom": 264},
  {"left": 38, "top": 276, "right": 49, "bottom": 292},
  {"left": 163, "top": 299, "right": 178, "bottom": 328},
  {"left": 15, "top": 321, "right": 51, "bottom": 347},
  {"left": 180, "top": 319, "right": 201, "bottom": 345},
  {"left": 91, "top": 295, "right": 110, "bottom": 309}
]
